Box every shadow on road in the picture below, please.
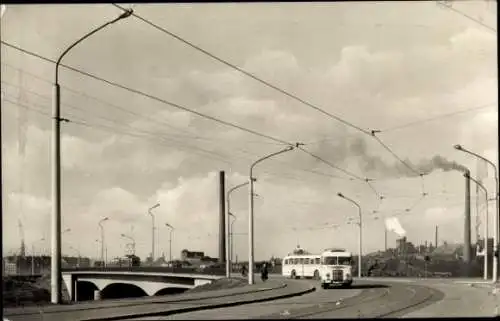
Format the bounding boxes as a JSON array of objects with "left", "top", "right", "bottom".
[{"left": 347, "top": 284, "right": 389, "bottom": 289}]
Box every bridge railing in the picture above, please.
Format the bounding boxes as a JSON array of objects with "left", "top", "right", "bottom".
[{"left": 61, "top": 266, "right": 227, "bottom": 276}]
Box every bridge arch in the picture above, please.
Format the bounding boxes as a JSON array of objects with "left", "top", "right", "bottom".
[
  {"left": 154, "top": 287, "right": 189, "bottom": 296},
  {"left": 76, "top": 281, "right": 99, "bottom": 301},
  {"left": 101, "top": 283, "right": 148, "bottom": 299}
]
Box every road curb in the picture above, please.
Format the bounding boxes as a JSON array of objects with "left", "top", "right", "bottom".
[
  {"left": 4, "top": 282, "right": 287, "bottom": 317},
  {"left": 82, "top": 283, "right": 316, "bottom": 321}
]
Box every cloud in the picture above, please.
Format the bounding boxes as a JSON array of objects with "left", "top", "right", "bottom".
[{"left": 1, "top": 2, "right": 497, "bottom": 259}]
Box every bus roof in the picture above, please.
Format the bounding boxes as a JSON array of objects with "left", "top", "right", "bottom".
[
  {"left": 321, "top": 250, "right": 352, "bottom": 257},
  {"left": 283, "top": 254, "right": 321, "bottom": 259}
]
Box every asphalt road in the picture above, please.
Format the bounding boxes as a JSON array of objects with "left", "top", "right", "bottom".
[{"left": 135, "top": 277, "right": 443, "bottom": 320}]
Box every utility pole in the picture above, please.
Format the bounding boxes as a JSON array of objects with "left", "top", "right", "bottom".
[
  {"left": 148, "top": 203, "right": 160, "bottom": 264},
  {"left": 98, "top": 218, "right": 109, "bottom": 266},
  {"left": 50, "top": 9, "right": 133, "bottom": 304},
  {"left": 465, "top": 172, "right": 489, "bottom": 280},
  {"left": 226, "top": 181, "right": 251, "bottom": 278},
  {"left": 219, "top": 171, "right": 226, "bottom": 265},
  {"left": 165, "top": 223, "right": 174, "bottom": 264},
  {"left": 338, "top": 193, "right": 363, "bottom": 278},
  {"left": 248, "top": 146, "right": 295, "bottom": 284}
]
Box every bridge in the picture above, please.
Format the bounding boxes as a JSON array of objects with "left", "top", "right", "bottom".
[{"left": 61, "top": 268, "right": 223, "bottom": 302}]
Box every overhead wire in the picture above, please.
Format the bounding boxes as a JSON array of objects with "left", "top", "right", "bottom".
[
  {"left": 110, "top": 3, "right": 371, "bottom": 136},
  {"left": 109, "top": 3, "right": 424, "bottom": 186},
  {"left": 2, "top": 92, "right": 356, "bottom": 186},
  {"left": 379, "top": 102, "right": 497, "bottom": 133},
  {"left": 1, "top": 63, "right": 286, "bottom": 147},
  {"left": 1, "top": 40, "right": 369, "bottom": 183},
  {"left": 2, "top": 80, "right": 355, "bottom": 184},
  {"left": 0, "top": 40, "right": 290, "bottom": 145},
  {"left": 436, "top": 1, "right": 497, "bottom": 33}
]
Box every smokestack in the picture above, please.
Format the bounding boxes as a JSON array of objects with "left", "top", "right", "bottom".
[
  {"left": 384, "top": 227, "right": 387, "bottom": 251},
  {"left": 219, "top": 171, "right": 226, "bottom": 264},
  {"left": 464, "top": 169, "right": 472, "bottom": 263},
  {"left": 435, "top": 225, "right": 438, "bottom": 249}
]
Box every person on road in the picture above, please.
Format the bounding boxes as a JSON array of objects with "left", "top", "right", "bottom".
[
  {"left": 260, "top": 262, "right": 268, "bottom": 282},
  {"left": 241, "top": 264, "right": 247, "bottom": 277}
]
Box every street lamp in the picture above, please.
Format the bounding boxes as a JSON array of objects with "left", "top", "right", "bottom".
[
  {"left": 50, "top": 9, "right": 133, "bottom": 304},
  {"left": 148, "top": 203, "right": 160, "bottom": 264},
  {"left": 338, "top": 192, "right": 363, "bottom": 279},
  {"left": 455, "top": 144, "right": 499, "bottom": 283},
  {"left": 98, "top": 217, "right": 109, "bottom": 266},
  {"left": 69, "top": 245, "right": 81, "bottom": 268},
  {"left": 465, "top": 172, "right": 490, "bottom": 280},
  {"left": 165, "top": 223, "right": 174, "bottom": 264},
  {"left": 32, "top": 237, "right": 45, "bottom": 276},
  {"left": 120, "top": 233, "right": 136, "bottom": 256},
  {"left": 229, "top": 213, "right": 237, "bottom": 272},
  {"left": 226, "top": 180, "right": 253, "bottom": 278},
  {"left": 248, "top": 145, "right": 295, "bottom": 284}
]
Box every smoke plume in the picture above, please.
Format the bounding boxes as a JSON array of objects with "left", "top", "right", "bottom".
[
  {"left": 385, "top": 217, "right": 406, "bottom": 237},
  {"left": 310, "top": 135, "right": 468, "bottom": 178}
]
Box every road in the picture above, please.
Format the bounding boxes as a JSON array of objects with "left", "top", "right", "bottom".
[{"left": 132, "top": 277, "right": 443, "bottom": 320}]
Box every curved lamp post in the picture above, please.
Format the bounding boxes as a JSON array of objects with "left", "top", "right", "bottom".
[
  {"left": 50, "top": 9, "right": 133, "bottom": 304},
  {"left": 98, "top": 217, "right": 109, "bottom": 266},
  {"left": 121, "top": 233, "right": 136, "bottom": 256},
  {"left": 148, "top": 203, "right": 160, "bottom": 263},
  {"left": 465, "top": 172, "right": 490, "bottom": 280},
  {"left": 226, "top": 180, "right": 253, "bottom": 278},
  {"left": 338, "top": 192, "right": 363, "bottom": 278},
  {"left": 165, "top": 223, "right": 174, "bottom": 264},
  {"left": 248, "top": 145, "right": 295, "bottom": 284},
  {"left": 455, "top": 144, "right": 499, "bottom": 283},
  {"left": 31, "top": 237, "right": 45, "bottom": 276},
  {"left": 229, "top": 213, "right": 237, "bottom": 270}
]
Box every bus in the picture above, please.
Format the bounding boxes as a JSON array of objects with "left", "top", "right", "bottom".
[
  {"left": 282, "top": 254, "right": 322, "bottom": 279},
  {"left": 319, "top": 248, "right": 353, "bottom": 288}
]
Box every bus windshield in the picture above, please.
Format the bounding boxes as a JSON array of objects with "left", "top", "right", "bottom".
[{"left": 322, "top": 256, "right": 352, "bottom": 265}]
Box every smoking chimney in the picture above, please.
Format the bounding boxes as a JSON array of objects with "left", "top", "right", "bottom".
[
  {"left": 464, "top": 169, "right": 472, "bottom": 263},
  {"left": 219, "top": 171, "right": 226, "bottom": 263},
  {"left": 435, "top": 225, "right": 438, "bottom": 249}
]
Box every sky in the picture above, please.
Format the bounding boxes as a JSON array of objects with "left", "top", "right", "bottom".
[{"left": 0, "top": 1, "right": 498, "bottom": 262}]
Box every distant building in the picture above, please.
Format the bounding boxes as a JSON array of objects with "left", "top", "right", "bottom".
[{"left": 181, "top": 249, "right": 205, "bottom": 261}]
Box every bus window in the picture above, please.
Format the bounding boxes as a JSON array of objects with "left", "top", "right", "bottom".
[
  {"left": 293, "top": 258, "right": 298, "bottom": 264},
  {"left": 305, "top": 258, "right": 310, "bottom": 264},
  {"left": 338, "top": 257, "right": 352, "bottom": 265},
  {"left": 284, "top": 259, "right": 288, "bottom": 265},
  {"left": 323, "top": 256, "right": 338, "bottom": 265},
  {"left": 315, "top": 258, "right": 320, "bottom": 264},
  {"left": 299, "top": 258, "right": 304, "bottom": 264}
]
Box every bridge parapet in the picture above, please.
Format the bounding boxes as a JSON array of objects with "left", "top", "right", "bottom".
[
  {"left": 62, "top": 270, "right": 223, "bottom": 302},
  {"left": 62, "top": 266, "right": 226, "bottom": 276}
]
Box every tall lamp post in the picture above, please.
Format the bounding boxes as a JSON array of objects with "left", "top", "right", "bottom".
[
  {"left": 455, "top": 144, "right": 499, "bottom": 283},
  {"left": 248, "top": 145, "right": 295, "bottom": 284},
  {"left": 69, "top": 245, "right": 81, "bottom": 268},
  {"left": 98, "top": 217, "right": 109, "bottom": 266},
  {"left": 165, "top": 223, "right": 174, "bottom": 264},
  {"left": 226, "top": 181, "right": 252, "bottom": 278},
  {"left": 121, "top": 233, "right": 136, "bottom": 256},
  {"left": 31, "top": 237, "right": 45, "bottom": 276},
  {"left": 465, "top": 172, "right": 490, "bottom": 280},
  {"left": 148, "top": 203, "right": 160, "bottom": 264},
  {"left": 50, "top": 9, "right": 133, "bottom": 304},
  {"left": 229, "top": 213, "right": 236, "bottom": 272},
  {"left": 338, "top": 192, "right": 363, "bottom": 278}
]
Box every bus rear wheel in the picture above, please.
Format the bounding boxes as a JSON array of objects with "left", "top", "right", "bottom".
[
  {"left": 313, "top": 270, "right": 319, "bottom": 280},
  {"left": 290, "top": 270, "right": 296, "bottom": 279}
]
